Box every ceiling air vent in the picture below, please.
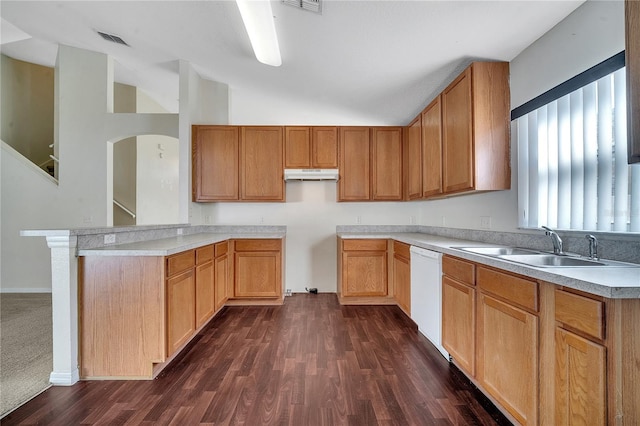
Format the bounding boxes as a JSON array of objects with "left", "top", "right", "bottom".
[
  {"left": 96, "top": 31, "right": 129, "bottom": 46},
  {"left": 282, "top": 0, "right": 322, "bottom": 14}
]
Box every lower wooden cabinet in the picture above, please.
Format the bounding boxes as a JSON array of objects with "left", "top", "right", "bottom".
[
  {"left": 392, "top": 241, "right": 410, "bottom": 315},
  {"left": 214, "top": 241, "right": 229, "bottom": 310},
  {"left": 166, "top": 269, "right": 196, "bottom": 356},
  {"left": 195, "top": 245, "right": 215, "bottom": 328},
  {"left": 233, "top": 239, "right": 283, "bottom": 299},
  {"left": 442, "top": 256, "right": 476, "bottom": 376},
  {"left": 554, "top": 289, "right": 607, "bottom": 425},
  {"left": 442, "top": 275, "right": 476, "bottom": 376},
  {"left": 79, "top": 240, "right": 235, "bottom": 379},
  {"left": 339, "top": 238, "right": 388, "bottom": 298},
  {"left": 477, "top": 293, "right": 538, "bottom": 425},
  {"left": 555, "top": 327, "right": 606, "bottom": 425},
  {"left": 476, "top": 266, "right": 539, "bottom": 425}
]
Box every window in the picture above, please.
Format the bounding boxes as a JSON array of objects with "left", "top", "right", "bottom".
[{"left": 514, "top": 54, "right": 640, "bottom": 233}]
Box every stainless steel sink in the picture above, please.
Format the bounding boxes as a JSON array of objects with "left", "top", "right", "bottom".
[
  {"left": 456, "top": 246, "right": 542, "bottom": 256},
  {"left": 498, "top": 254, "right": 606, "bottom": 267},
  {"left": 454, "top": 246, "right": 639, "bottom": 268}
]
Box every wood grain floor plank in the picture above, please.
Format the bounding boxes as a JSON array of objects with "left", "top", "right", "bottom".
[{"left": 2, "top": 294, "right": 511, "bottom": 426}]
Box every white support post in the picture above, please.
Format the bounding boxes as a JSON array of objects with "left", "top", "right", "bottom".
[{"left": 45, "top": 235, "right": 80, "bottom": 386}]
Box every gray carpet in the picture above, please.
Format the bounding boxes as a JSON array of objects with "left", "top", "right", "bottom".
[{"left": 0, "top": 293, "right": 53, "bottom": 417}]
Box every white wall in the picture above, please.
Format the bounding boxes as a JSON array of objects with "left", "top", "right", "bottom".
[
  {"left": 136, "top": 89, "right": 180, "bottom": 225},
  {"left": 206, "top": 185, "right": 419, "bottom": 293},
  {"left": 510, "top": 0, "right": 624, "bottom": 109},
  {"left": 1, "top": 45, "right": 178, "bottom": 292}
]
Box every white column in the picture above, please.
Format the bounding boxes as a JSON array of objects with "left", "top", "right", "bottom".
[{"left": 45, "top": 235, "right": 80, "bottom": 386}]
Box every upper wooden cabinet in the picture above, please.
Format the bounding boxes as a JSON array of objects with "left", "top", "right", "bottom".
[
  {"left": 192, "top": 126, "right": 239, "bottom": 201},
  {"left": 627, "top": 0, "right": 640, "bottom": 163},
  {"left": 192, "top": 125, "right": 284, "bottom": 202},
  {"left": 441, "top": 62, "right": 510, "bottom": 195},
  {"left": 404, "top": 116, "right": 422, "bottom": 200},
  {"left": 285, "top": 126, "right": 338, "bottom": 168},
  {"left": 338, "top": 127, "right": 371, "bottom": 201},
  {"left": 421, "top": 96, "right": 443, "bottom": 198},
  {"left": 372, "top": 127, "right": 403, "bottom": 201},
  {"left": 338, "top": 126, "right": 403, "bottom": 201},
  {"left": 241, "top": 127, "right": 285, "bottom": 201}
]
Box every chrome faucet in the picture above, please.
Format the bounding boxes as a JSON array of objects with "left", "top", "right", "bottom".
[
  {"left": 586, "top": 234, "right": 599, "bottom": 260},
  {"left": 542, "top": 226, "right": 564, "bottom": 255}
]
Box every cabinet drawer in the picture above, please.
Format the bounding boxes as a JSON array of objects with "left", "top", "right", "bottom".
[
  {"left": 442, "top": 256, "right": 475, "bottom": 286},
  {"left": 393, "top": 241, "right": 410, "bottom": 260},
  {"left": 196, "top": 245, "right": 214, "bottom": 265},
  {"left": 477, "top": 267, "right": 538, "bottom": 312},
  {"left": 342, "top": 239, "right": 387, "bottom": 251},
  {"left": 166, "top": 250, "right": 195, "bottom": 277},
  {"left": 555, "top": 290, "right": 605, "bottom": 340},
  {"left": 234, "top": 239, "right": 281, "bottom": 252},
  {"left": 215, "top": 241, "right": 228, "bottom": 257}
]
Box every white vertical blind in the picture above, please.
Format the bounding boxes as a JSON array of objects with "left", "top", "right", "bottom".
[
  {"left": 557, "top": 96, "right": 571, "bottom": 230},
  {"left": 517, "top": 67, "right": 637, "bottom": 233},
  {"left": 569, "top": 90, "right": 584, "bottom": 229},
  {"left": 613, "top": 68, "right": 629, "bottom": 231}
]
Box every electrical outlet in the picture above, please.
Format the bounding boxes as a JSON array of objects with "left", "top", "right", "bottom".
[
  {"left": 285, "top": 289, "right": 292, "bottom": 296},
  {"left": 204, "top": 215, "right": 212, "bottom": 224},
  {"left": 356, "top": 215, "right": 362, "bottom": 224},
  {"left": 104, "top": 234, "right": 116, "bottom": 245},
  {"left": 409, "top": 216, "right": 416, "bottom": 225},
  {"left": 480, "top": 216, "right": 492, "bottom": 229},
  {"left": 441, "top": 216, "right": 446, "bottom": 226},
  {"left": 177, "top": 228, "right": 184, "bottom": 235},
  {"left": 83, "top": 216, "right": 93, "bottom": 224}
]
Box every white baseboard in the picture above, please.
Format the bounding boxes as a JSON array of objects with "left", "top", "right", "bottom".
[
  {"left": 0, "top": 287, "right": 52, "bottom": 293},
  {"left": 49, "top": 370, "right": 80, "bottom": 386}
]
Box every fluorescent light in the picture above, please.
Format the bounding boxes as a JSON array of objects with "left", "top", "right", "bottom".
[{"left": 235, "top": 0, "right": 282, "bottom": 67}]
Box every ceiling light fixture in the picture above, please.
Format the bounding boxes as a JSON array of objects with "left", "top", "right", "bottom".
[{"left": 235, "top": 0, "right": 282, "bottom": 67}]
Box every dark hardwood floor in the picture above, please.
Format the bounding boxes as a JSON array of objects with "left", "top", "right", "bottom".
[{"left": 2, "top": 294, "right": 511, "bottom": 425}]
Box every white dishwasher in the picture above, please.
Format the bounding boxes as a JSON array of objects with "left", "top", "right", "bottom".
[{"left": 410, "top": 246, "right": 449, "bottom": 360}]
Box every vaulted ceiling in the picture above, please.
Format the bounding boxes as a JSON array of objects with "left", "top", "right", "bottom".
[{"left": 1, "top": 0, "right": 585, "bottom": 123}]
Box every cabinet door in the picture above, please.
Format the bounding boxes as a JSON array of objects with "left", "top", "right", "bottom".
[
  {"left": 167, "top": 269, "right": 196, "bottom": 356},
  {"left": 342, "top": 250, "right": 387, "bottom": 297},
  {"left": 339, "top": 127, "right": 371, "bottom": 201},
  {"left": 442, "top": 69, "right": 474, "bottom": 194},
  {"left": 477, "top": 294, "right": 538, "bottom": 425},
  {"left": 422, "top": 96, "right": 443, "bottom": 198},
  {"left": 393, "top": 254, "right": 410, "bottom": 315},
  {"left": 442, "top": 276, "right": 475, "bottom": 375},
  {"left": 404, "top": 116, "right": 422, "bottom": 200},
  {"left": 372, "top": 127, "right": 403, "bottom": 200},
  {"left": 192, "top": 126, "right": 239, "bottom": 201},
  {"left": 241, "top": 127, "right": 284, "bottom": 201},
  {"left": 215, "top": 254, "right": 228, "bottom": 310},
  {"left": 235, "top": 251, "right": 282, "bottom": 298},
  {"left": 195, "top": 261, "right": 214, "bottom": 328},
  {"left": 312, "top": 127, "right": 338, "bottom": 168},
  {"left": 555, "top": 328, "right": 606, "bottom": 425},
  {"left": 285, "top": 126, "right": 311, "bottom": 168}
]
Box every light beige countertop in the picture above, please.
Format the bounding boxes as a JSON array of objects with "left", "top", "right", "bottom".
[
  {"left": 338, "top": 232, "right": 640, "bottom": 299},
  {"left": 78, "top": 232, "right": 286, "bottom": 257}
]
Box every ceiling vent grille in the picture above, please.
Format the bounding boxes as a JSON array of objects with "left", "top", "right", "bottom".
[
  {"left": 282, "top": 0, "right": 322, "bottom": 14},
  {"left": 97, "top": 31, "right": 129, "bottom": 46}
]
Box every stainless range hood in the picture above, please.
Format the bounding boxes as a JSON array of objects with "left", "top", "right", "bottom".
[{"left": 284, "top": 169, "right": 339, "bottom": 181}]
